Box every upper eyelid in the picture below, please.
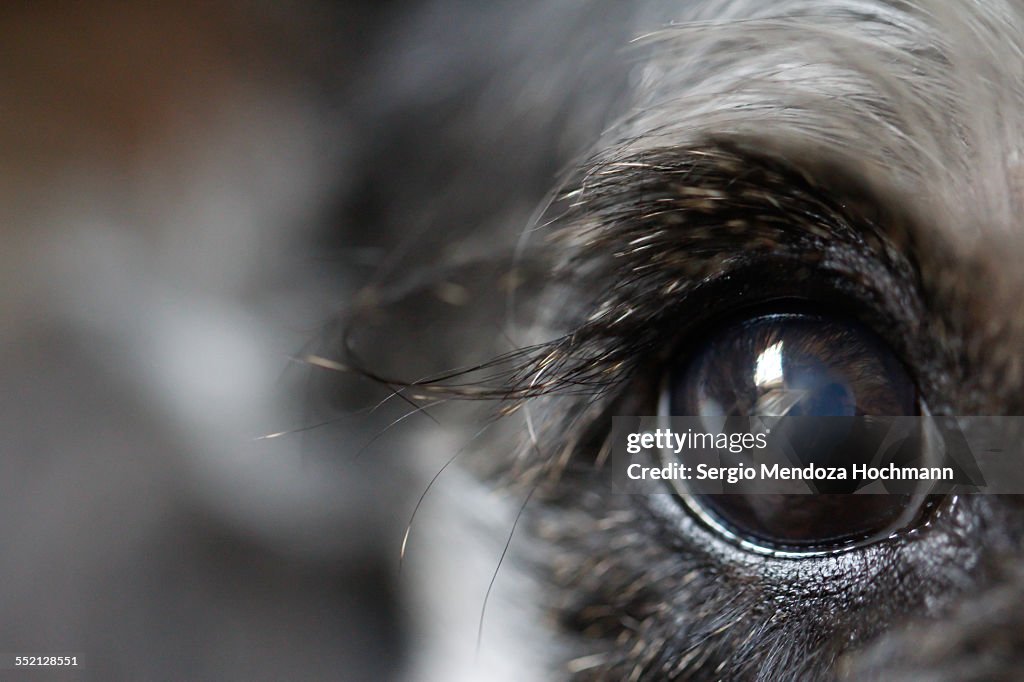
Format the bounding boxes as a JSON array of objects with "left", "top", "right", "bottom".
[
  {"left": 337, "top": 143, "right": 930, "bottom": 428},
  {"left": 560, "top": 141, "right": 918, "bottom": 268},
  {"left": 461, "top": 141, "right": 951, "bottom": 439},
  {"left": 545, "top": 142, "right": 927, "bottom": 337}
]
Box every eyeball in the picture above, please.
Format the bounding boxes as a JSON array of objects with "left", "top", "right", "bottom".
[
  {"left": 668, "top": 312, "right": 916, "bottom": 419},
  {"left": 664, "top": 312, "right": 926, "bottom": 553}
]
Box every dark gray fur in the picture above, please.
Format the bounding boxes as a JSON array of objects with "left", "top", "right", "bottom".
[{"left": 342, "top": 1, "right": 1024, "bottom": 680}]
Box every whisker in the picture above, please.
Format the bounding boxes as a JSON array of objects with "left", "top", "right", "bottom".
[
  {"left": 476, "top": 482, "right": 538, "bottom": 662},
  {"left": 399, "top": 420, "right": 496, "bottom": 571},
  {"left": 354, "top": 398, "right": 450, "bottom": 459}
]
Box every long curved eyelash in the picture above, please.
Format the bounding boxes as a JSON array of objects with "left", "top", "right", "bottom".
[
  {"left": 338, "top": 142, "right": 924, "bottom": 422},
  {"left": 325, "top": 141, "right": 940, "bottom": 499}
]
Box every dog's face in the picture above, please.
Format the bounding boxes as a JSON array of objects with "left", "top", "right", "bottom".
[
  {"left": 339, "top": 1, "right": 1024, "bottom": 679},
  {"left": 7, "top": 1, "right": 1024, "bottom": 680}
]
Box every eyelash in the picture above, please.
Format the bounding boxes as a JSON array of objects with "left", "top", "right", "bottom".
[{"left": 339, "top": 143, "right": 931, "bottom": 496}]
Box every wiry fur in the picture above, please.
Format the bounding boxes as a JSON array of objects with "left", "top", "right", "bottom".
[{"left": 344, "top": 1, "right": 1024, "bottom": 680}]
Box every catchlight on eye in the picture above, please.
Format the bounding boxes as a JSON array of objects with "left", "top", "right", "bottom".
[{"left": 661, "top": 311, "right": 928, "bottom": 555}]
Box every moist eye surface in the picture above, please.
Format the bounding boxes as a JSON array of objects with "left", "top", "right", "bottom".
[
  {"left": 663, "top": 311, "right": 923, "bottom": 552},
  {"left": 668, "top": 312, "right": 917, "bottom": 419}
]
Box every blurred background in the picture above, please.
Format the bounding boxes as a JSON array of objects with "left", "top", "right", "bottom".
[
  {"left": 0, "top": 2, "right": 413, "bottom": 679},
  {"left": 0, "top": 1, "right": 630, "bottom": 679}
]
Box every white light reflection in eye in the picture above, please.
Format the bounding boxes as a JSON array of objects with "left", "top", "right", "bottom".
[
  {"left": 753, "top": 340, "right": 808, "bottom": 415},
  {"left": 754, "top": 341, "right": 784, "bottom": 388}
]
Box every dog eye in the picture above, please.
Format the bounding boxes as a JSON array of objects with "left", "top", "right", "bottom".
[{"left": 663, "top": 311, "right": 924, "bottom": 553}]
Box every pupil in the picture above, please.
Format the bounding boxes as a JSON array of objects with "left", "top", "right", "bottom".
[{"left": 791, "top": 381, "right": 853, "bottom": 416}]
